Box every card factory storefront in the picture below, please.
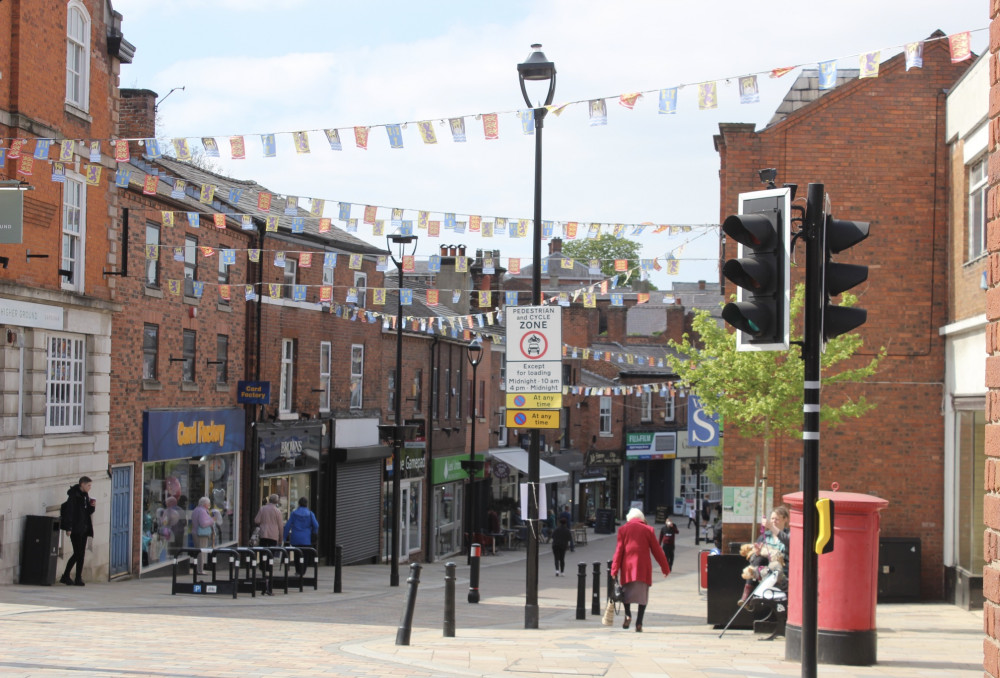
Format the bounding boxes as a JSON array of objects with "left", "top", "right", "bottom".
[{"left": 142, "top": 408, "right": 244, "bottom": 570}]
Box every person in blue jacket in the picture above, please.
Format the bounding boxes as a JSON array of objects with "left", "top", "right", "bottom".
[{"left": 284, "top": 496, "right": 318, "bottom": 574}]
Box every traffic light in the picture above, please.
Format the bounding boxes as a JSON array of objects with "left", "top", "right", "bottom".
[
  {"left": 823, "top": 213, "right": 870, "bottom": 342},
  {"left": 721, "top": 188, "right": 791, "bottom": 351}
]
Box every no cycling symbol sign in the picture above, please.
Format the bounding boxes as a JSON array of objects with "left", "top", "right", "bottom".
[{"left": 519, "top": 331, "right": 548, "bottom": 360}]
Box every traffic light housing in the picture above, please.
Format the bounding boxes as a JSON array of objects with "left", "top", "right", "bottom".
[
  {"left": 823, "top": 213, "right": 870, "bottom": 342},
  {"left": 721, "top": 188, "right": 791, "bottom": 351}
]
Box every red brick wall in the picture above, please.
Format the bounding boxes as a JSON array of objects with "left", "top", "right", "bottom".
[
  {"left": 717, "top": 42, "right": 971, "bottom": 599},
  {"left": 986, "top": 3, "right": 1000, "bottom": 673}
]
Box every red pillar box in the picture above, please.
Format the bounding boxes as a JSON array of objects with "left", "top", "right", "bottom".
[{"left": 784, "top": 491, "right": 888, "bottom": 666}]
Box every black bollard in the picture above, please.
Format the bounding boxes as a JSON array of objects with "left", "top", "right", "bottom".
[
  {"left": 576, "top": 562, "right": 587, "bottom": 620},
  {"left": 591, "top": 561, "right": 601, "bottom": 615},
  {"left": 606, "top": 559, "right": 614, "bottom": 602},
  {"left": 333, "top": 544, "right": 343, "bottom": 594},
  {"left": 468, "top": 543, "right": 481, "bottom": 604},
  {"left": 444, "top": 562, "right": 456, "bottom": 637},
  {"left": 396, "top": 563, "right": 422, "bottom": 646}
]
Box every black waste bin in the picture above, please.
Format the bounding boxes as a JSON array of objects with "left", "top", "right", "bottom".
[
  {"left": 706, "top": 554, "right": 754, "bottom": 628},
  {"left": 21, "top": 515, "right": 61, "bottom": 585}
]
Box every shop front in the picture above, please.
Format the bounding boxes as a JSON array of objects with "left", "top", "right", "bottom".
[
  {"left": 141, "top": 408, "right": 244, "bottom": 571},
  {"left": 583, "top": 449, "right": 622, "bottom": 524},
  {"left": 487, "top": 448, "right": 568, "bottom": 528},
  {"left": 256, "top": 421, "right": 323, "bottom": 527},
  {"left": 430, "top": 454, "right": 484, "bottom": 560},
  {"left": 383, "top": 446, "right": 426, "bottom": 564},
  {"left": 624, "top": 431, "right": 677, "bottom": 519}
]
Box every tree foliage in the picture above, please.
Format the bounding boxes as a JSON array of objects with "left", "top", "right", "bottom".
[
  {"left": 665, "top": 284, "right": 885, "bottom": 482},
  {"left": 561, "top": 234, "right": 644, "bottom": 280}
]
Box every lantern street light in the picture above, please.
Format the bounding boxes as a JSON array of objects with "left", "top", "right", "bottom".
[
  {"left": 463, "top": 339, "right": 484, "bottom": 566},
  {"left": 387, "top": 230, "right": 417, "bottom": 587},
  {"left": 517, "top": 43, "right": 556, "bottom": 630}
]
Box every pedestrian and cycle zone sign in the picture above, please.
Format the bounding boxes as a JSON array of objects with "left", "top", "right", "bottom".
[{"left": 505, "top": 305, "right": 561, "bottom": 429}]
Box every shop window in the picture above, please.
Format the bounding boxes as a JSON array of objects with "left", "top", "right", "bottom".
[
  {"left": 182, "top": 329, "right": 196, "bottom": 382},
  {"left": 45, "top": 333, "right": 85, "bottom": 433},
  {"left": 599, "top": 396, "right": 612, "bottom": 436},
  {"left": 142, "top": 324, "right": 158, "bottom": 380},
  {"left": 66, "top": 1, "right": 90, "bottom": 112},
  {"left": 279, "top": 338, "right": 295, "bottom": 413},
  {"left": 319, "top": 341, "right": 331, "bottom": 412},
  {"left": 61, "top": 173, "right": 86, "bottom": 292},
  {"left": 969, "top": 157, "right": 987, "bottom": 262},
  {"left": 350, "top": 344, "right": 364, "bottom": 409}
]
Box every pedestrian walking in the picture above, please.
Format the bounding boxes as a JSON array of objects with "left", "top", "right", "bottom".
[
  {"left": 60, "top": 476, "right": 95, "bottom": 586},
  {"left": 659, "top": 516, "right": 679, "bottom": 569},
  {"left": 284, "top": 497, "right": 319, "bottom": 575},
  {"left": 255, "top": 494, "right": 284, "bottom": 547},
  {"left": 550, "top": 517, "right": 572, "bottom": 576},
  {"left": 191, "top": 497, "right": 215, "bottom": 574},
  {"left": 611, "top": 507, "right": 670, "bottom": 633}
]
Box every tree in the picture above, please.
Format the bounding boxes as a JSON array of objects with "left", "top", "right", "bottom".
[
  {"left": 665, "top": 284, "right": 884, "bottom": 511},
  {"left": 561, "top": 234, "right": 645, "bottom": 281}
]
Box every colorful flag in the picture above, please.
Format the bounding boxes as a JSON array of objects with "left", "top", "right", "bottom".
[
  {"left": 293, "top": 285, "right": 307, "bottom": 302},
  {"left": 483, "top": 256, "right": 495, "bottom": 274},
  {"left": 172, "top": 138, "right": 192, "bottom": 161},
  {"left": 373, "top": 288, "right": 386, "bottom": 305},
  {"left": 505, "top": 291, "right": 518, "bottom": 306},
  {"left": 168, "top": 280, "right": 181, "bottom": 296},
  {"left": 697, "top": 82, "right": 717, "bottom": 110},
  {"left": 145, "top": 244, "right": 158, "bottom": 260},
  {"left": 904, "top": 42, "right": 924, "bottom": 71},
  {"left": 469, "top": 215, "right": 481, "bottom": 232},
  {"left": 84, "top": 164, "right": 100, "bottom": 185},
  {"left": 290, "top": 217, "right": 304, "bottom": 234},
  {"left": 428, "top": 221, "right": 440, "bottom": 237},
  {"left": 561, "top": 257, "right": 574, "bottom": 269},
  {"left": 738, "top": 75, "right": 759, "bottom": 104},
  {"left": 349, "top": 254, "right": 362, "bottom": 270},
  {"left": 619, "top": 92, "right": 642, "bottom": 109},
  {"left": 258, "top": 192, "right": 272, "bottom": 212},
  {"left": 241, "top": 215, "right": 253, "bottom": 231},
  {"left": 818, "top": 60, "right": 837, "bottom": 90},
  {"left": 230, "top": 136, "right": 246, "bottom": 159},
  {"left": 859, "top": 51, "right": 880, "bottom": 79},
  {"left": 402, "top": 254, "right": 415, "bottom": 273},
  {"left": 292, "top": 131, "right": 310, "bottom": 154},
  {"left": 354, "top": 126, "right": 369, "bottom": 149},
  {"left": 284, "top": 196, "right": 298, "bottom": 216},
  {"left": 269, "top": 283, "right": 281, "bottom": 298},
  {"left": 248, "top": 249, "right": 260, "bottom": 263},
  {"left": 589, "top": 259, "right": 601, "bottom": 275},
  {"left": 261, "top": 134, "right": 276, "bottom": 158},
  {"left": 273, "top": 251, "right": 285, "bottom": 267},
  {"left": 418, "top": 121, "right": 437, "bottom": 144},
  {"left": 614, "top": 259, "right": 628, "bottom": 272},
  {"left": 588, "top": 99, "right": 608, "bottom": 126},
  {"left": 201, "top": 137, "right": 220, "bottom": 157},
  {"left": 219, "top": 285, "right": 230, "bottom": 302},
  {"left": 214, "top": 214, "right": 226, "bottom": 229},
  {"left": 323, "top": 253, "right": 337, "bottom": 268},
  {"left": 494, "top": 218, "right": 507, "bottom": 236},
  {"left": 583, "top": 293, "right": 596, "bottom": 308},
  {"left": 319, "top": 286, "right": 332, "bottom": 304},
  {"left": 186, "top": 211, "right": 200, "bottom": 227},
  {"left": 542, "top": 221, "right": 554, "bottom": 239},
  {"left": 482, "top": 221, "right": 493, "bottom": 238},
  {"left": 482, "top": 113, "right": 499, "bottom": 140},
  {"left": 89, "top": 140, "right": 101, "bottom": 162},
  {"left": 228, "top": 188, "right": 243, "bottom": 204},
  {"left": 361, "top": 205, "right": 376, "bottom": 225},
  {"left": 59, "top": 140, "right": 75, "bottom": 162},
  {"left": 347, "top": 218, "right": 358, "bottom": 232},
  {"left": 444, "top": 213, "right": 456, "bottom": 230},
  {"left": 400, "top": 289, "right": 412, "bottom": 306},
  {"left": 508, "top": 258, "right": 521, "bottom": 274},
  {"left": 449, "top": 118, "right": 466, "bottom": 142},
  {"left": 610, "top": 293, "right": 624, "bottom": 306},
  {"left": 266, "top": 215, "right": 279, "bottom": 232},
  {"left": 325, "top": 128, "right": 342, "bottom": 150},
  {"left": 7, "top": 139, "right": 23, "bottom": 159},
  {"left": 199, "top": 184, "right": 215, "bottom": 204},
  {"left": 386, "top": 124, "right": 404, "bottom": 149},
  {"left": 478, "top": 290, "right": 491, "bottom": 308},
  {"left": 770, "top": 66, "right": 795, "bottom": 78},
  {"left": 221, "top": 249, "right": 236, "bottom": 265},
  {"left": 142, "top": 138, "right": 161, "bottom": 159},
  {"left": 427, "top": 289, "right": 439, "bottom": 306},
  {"left": 637, "top": 292, "right": 650, "bottom": 304},
  {"left": 455, "top": 256, "right": 468, "bottom": 273},
  {"left": 51, "top": 162, "right": 66, "bottom": 182},
  {"left": 245, "top": 285, "right": 256, "bottom": 301},
  {"left": 163, "top": 212, "right": 175, "bottom": 228},
  {"left": 319, "top": 218, "right": 331, "bottom": 233},
  {"left": 338, "top": 202, "right": 351, "bottom": 221},
  {"left": 427, "top": 255, "right": 441, "bottom": 273},
  {"left": 949, "top": 31, "right": 972, "bottom": 63},
  {"left": 34, "top": 139, "right": 52, "bottom": 160},
  {"left": 171, "top": 179, "right": 186, "bottom": 199},
  {"left": 667, "top": 259, "right": 680, "bottom": 275},
  {"left": 519, "top": 109, "right": 535, "bottom": 135}
]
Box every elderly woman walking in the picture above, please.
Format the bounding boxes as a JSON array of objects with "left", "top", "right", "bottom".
[{"left": 611, "top": 507, "right": 671, "bottom": 632}]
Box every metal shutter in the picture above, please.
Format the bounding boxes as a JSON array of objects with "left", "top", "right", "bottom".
[{"left": 336, "top": 460, "right": 381, "bottom": 564}]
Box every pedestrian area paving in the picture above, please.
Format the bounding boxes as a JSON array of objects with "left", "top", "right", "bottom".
[{"left": 0, "top": 524, "right": 983, "bottom": 677}]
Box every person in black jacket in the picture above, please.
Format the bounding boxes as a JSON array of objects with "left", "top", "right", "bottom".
[
  {"left": 550, "top": 517, "right": 573, "bottom": 576},
  {"left": 60, "top": 476, "right": 95, "bottom": 586}
]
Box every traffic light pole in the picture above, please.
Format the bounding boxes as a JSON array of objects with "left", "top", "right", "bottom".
[{"left": 799, "top": 183, "right": 825, "bottom": 678}]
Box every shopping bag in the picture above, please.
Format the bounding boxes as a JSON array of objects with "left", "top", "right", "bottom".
[{"left": 601, "top": 598, "right": 617, "bottom": 626}]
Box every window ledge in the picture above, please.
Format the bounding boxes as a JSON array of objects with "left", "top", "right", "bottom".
[
  {"left": 277, "top": 412, "right": 298, "bottom": 421},
  {"left": 599, "top": 432, "right": 613, "bottom": 438},
  {"left": 141, "top": 379, "right": 162, "bottom": 391},
  {"left": 183, "top": 295, "right": 201, "bottom": 306},
  {"left": 64, "top": 102, "right": 92, "bottom": 123},
  {"left": 215, "top": 383, "right": 229, "bottom": 393},
  {"left": 216, "top": 302, "right": 231, "bottom": 313},
  {"left": 181, "top": 382, "right": 198, "bottom": 392},
  {"left": 144, "top": 286, "right": 163, "bottom": 299}
]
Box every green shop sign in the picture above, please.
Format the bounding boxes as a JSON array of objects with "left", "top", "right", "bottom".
[{"left": 433, "top": 454, "right": 486, "bottom": 484}]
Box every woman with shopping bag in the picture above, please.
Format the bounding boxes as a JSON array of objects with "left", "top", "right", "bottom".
[{"left": 610, "top": 507, "right": 670, "bottom": 632}]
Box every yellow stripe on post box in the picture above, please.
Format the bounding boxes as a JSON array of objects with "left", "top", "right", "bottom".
[
  {"left": 506, "top": 393, "right": 562, "bottom": 410},
  {"left": 506, "top": 409, "right": 561, "bottom": 430}
]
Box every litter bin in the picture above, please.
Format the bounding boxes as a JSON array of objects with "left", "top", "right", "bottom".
[
  {"left": 706, "top": 553, "right": 753, "bottom": 628},
  {"left": 784, "top": 491, "right": 888, "bottom": 666},
  {"left": 21, "top": 515, "right": 61, "bottom": 586}
]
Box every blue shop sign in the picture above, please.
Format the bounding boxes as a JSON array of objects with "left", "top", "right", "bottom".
[
  {"left": 143, "top": 408, "right": 245, "bottom": 462},
  {"left": 237, "top": 380, "right": 271, "bottom": 404}
]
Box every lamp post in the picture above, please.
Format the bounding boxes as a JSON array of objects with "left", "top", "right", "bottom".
[
  {"left": 387, "top": 230, "right": 417, "bottom": 587},
  {"left": 517, "top": 43, "right": 556, "bottom": 630},
  {"left": 463, "top": 339, "right": 484, "bottom": 564}
]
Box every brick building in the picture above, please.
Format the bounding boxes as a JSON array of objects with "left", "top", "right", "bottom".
[
  {"left": 0, "top": 0, "right": 133, "bottom": 584},
  {"left": 715, "top": 34, "right": 972, "bottom": 600}
]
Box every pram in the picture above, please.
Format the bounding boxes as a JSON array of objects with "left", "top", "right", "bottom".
[{"left": 718, "top": 570, "right": 787, "bottom": 640}]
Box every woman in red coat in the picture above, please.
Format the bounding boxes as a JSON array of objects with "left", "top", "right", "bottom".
[{"left": 611, "top": 507, "right": 671, "bottom": 632}]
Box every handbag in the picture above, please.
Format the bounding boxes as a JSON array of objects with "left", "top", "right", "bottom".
[
  {"left": 612, "top": 579, "right": 625, "bottom": 603},
  {"left": 196, "top": 525, "right": 213, "bottom": 537},
  {"left": 249, "top": 526, "right": 261, "bottom": 546},
  {"left": 601, "top": 597, "right": 617, "bottom": 626}
]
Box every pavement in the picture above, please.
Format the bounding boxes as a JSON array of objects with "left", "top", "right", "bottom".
[{"left": 0, "top": 521, "right": 982, "bottom": 678}]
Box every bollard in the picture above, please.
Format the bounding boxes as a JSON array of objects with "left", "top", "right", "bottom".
[
  {"left": 396, "top": 563, "right": 422, "bottom": 646},
  {"left": 606, "top": 559, "right": 614, "bottom": 602},
  {"left": 591, "top": 561, "right": 601, "bottom": 615},
  {"left": 468, "top": 543, "right": 481, "bottom": 604},
  {"left": 333, "top": 544, "right": 343, "bottom": 594},
  {"left": 444, "top": 562, "right": 456, "bottom": 637},
  {"left": 576, "top": 562, "right": 587, "bottom": 620}
]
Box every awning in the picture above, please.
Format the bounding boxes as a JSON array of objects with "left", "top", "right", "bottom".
[
  {"left": 488, "top": 448, "right": 569, "bottom": 483},
  {"left": 578, "top": 476, "right": 607, "bottom": 484}
]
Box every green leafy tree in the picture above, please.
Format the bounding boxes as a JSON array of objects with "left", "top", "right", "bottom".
[
  {"left": 561, "top": 234, "right": 645, "bottom": 281},
  {"left": 665, "top": 284, "right": 884, "bottom": 493}
]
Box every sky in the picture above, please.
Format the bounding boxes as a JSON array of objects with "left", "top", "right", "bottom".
[{"left": 110, "top": 1, "right": 988, "bottom": 291}]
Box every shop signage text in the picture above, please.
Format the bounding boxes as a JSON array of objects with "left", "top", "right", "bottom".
[{"left": 237, "top": 380, "right": 271, "bottom": 404}]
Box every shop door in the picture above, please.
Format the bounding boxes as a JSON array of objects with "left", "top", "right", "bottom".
[{"left": 109, "top": 466, "right": 132, "bottom": 577}]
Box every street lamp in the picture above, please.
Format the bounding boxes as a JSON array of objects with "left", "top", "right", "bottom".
[
  {"left": 517, "top": 42, "right": 555, "bottom": 630},
  {"left": 463, "top": 339, "right": 484, "bottom": 566},
  {"left": 387, "top": 230, "right": 418, "bottom": 587}
]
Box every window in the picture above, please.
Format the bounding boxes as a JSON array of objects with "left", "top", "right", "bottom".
[
  {"left": 145, "top": 222, "right": 159, "bottom": 286},
  {"left": 354, "top": 272, "right": 367, "bottom": 308},
  {"left": 388, "top": 369, "right": 396, "bottom": 418},
  {"left": 444, "top": 368, "right": 451, "bottom": 419},
  {"left": 142, "top": 324, "right": 158, "bottom": 380},
  {"left": 282, "top": 258, "right": 297, "bottom": 298},
  {"left": 499, "top": 354, "right": 506, "bottom": 390},
  {"left": 350, "top": 344, "right": 364, "bottom": 409},
  {"left": 641, "top": 391, "right": 652, "bottom": 422},
  {"left": 182, "top": 330, "right": 196, "bottom": 382},
  {"left": 560, "top": 406, "right": 570, "bottom": 447},
  {"left": 413, "top": 368, "right": 423, "bottom": 413},
  {"left": 62, "top": 173, "right": 86, "bottom": 292},
  {"left": 46, "top": 333, "right": 85, "bottom": 433},
  {"left": 184, "top": 236, "right": 198, "bottom": 297},
  {"left": 66, "top": 1, "right": 90, "bottom": 111},
  {"left": 432, "top": 366, "right": 439, "bottom": 420},
  {"left": 663, "top": 391, "right": 675, "bottom": 422},
  {"left": 279, "top": 339, "right": 295, "bottom": 413},
  {"left": 218, "top": 247, "right": 230, "bottom": 287},
  {"left": 497, "top": 406, "right": 507, "bottom": 446},
  {"left": 455, "top": 362, "right": 463, "bottom": 420},
  {"left": 562, "top": 363, "right": 572, "bottom": 386},
  {"left": 599, "top": 396, "right": 612, "bottom": 436},
  {"left": 969, "top": 157, "right": 987, "bottom": 261},
  {"left": 319, "top": 342, "right": 331, "bottom": 412},
  {"left": 215, "top": 335, "right": 228, "bottom": 384},
  {"left": 478, "top": 379, "right": 484, "bottom": 419},
  {"left": 321, "top": 263, "right": 335, "bottom": 306}
]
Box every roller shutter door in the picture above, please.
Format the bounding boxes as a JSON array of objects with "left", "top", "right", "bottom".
[{"left": 336, "top": 460, "right": 381, "bottom": 564}]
